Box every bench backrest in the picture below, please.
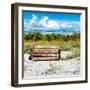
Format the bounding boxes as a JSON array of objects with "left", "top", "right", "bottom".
[{"left": 32, "top": 46, "right": 60, "bottom": 61}]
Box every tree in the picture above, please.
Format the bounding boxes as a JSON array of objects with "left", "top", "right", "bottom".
[
  {"left": 24, "top": 34, "right": 31, "bottom": 40},
  {"left": 30, "top": 32, "right": 43, "bottom": 41}
]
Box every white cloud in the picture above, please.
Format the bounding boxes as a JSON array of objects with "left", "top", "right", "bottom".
[
  {"left": 25, "top": 14, "right": 38, "bottom": 30},
  {"left": 24, "top": 14, "right": 80, "bottom": 32},
  {"left": 47, "top": 20, "right": 60, "bottom": 29},
  {"left": 39, "top": 16, "right": 60, "bottom": 30},
  {"left": 60, "top": 22, "right": 73, "bottom": 29},
  {"left": 30, "top": 14, "right": 37, "bottom": 24},
  {"left": 39, "top": 16, "right": 48, "bottom": 27}
]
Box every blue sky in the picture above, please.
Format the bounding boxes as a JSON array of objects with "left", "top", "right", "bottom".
[{"left": 23, "top": 11, "right": 80, "bottom": 35}]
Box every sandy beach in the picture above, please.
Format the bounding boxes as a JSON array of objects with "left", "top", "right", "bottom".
[{"left": 24, "top": 51, "right": 80, "bottom": 79}]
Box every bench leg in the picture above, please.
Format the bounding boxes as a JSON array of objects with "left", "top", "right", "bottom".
[{"left": 29, "top": 53, "right": 32, "bottom": 60}]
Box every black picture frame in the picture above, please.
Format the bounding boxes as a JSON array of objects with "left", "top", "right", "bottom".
[{"left": 11, "top": 3, "right": 88, "bottom": 87}]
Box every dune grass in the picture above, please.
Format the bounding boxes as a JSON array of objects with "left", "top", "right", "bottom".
[
  {"left": 24, "top": 40, "right": 80, "bottom": 52},
  {"left": 24, "top": 39, "right": 80, "bottom": 60}
]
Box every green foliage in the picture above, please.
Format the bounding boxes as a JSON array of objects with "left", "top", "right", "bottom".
[
  {"left": 24, "top": 39, "right": 80, "bottom": 52},
  {"left": 61, "top": 48, "right": 80, "bottom": 60},
  {"left": 24, "top": 43, "right": 31, "bottom": 53},
  {"left": 30, "top": 32, "right": 43, "bottom": 41},
  {"left": 24, "top": 34, "right": 31, "bottom": 40},
  {"left": 49, "top": 62, "right": 57, "bottom": 74},
  {"left": 24, "top": 32, "right": 80, "bottom": 60},
  {"left": 24, "top": 32, "right": 80, "bottom": 41}
]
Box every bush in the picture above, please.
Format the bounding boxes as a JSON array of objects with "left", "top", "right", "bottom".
[{"left": 24, "top": 32, "right": 80, "bottom": 41}]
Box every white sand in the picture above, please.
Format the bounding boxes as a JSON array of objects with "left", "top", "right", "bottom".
[{"left": 24, "top": 52, "right": 80, "bottom": 78}]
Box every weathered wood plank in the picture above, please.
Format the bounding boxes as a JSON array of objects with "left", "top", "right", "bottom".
[
  {"left": 32, "top": 53, "right": 59, "bottom": 57},
  {"left": 32, "top": 50, "right": 60, "bottom": 54},
  {"left": 32, "top": 56, "right": 60, "bottom": 60},
  {"left": 31, "top": 46, "right": 60, "bottom": 60}
]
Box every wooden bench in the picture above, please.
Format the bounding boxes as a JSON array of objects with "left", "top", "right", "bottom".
[{"left": 31, "top": 46, "right": 61, "bottom": 61}]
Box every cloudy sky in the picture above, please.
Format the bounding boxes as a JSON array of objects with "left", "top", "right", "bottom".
[{"left": 23, "top": 11, "right": 80, "bottom": 35}]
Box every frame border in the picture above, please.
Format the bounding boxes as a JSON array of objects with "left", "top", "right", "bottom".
[{"left": 11, "top": 3, "right": 88, "bottom": 87}]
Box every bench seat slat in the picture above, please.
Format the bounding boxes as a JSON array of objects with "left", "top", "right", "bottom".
[
  {"left": 32, "top": 57, "right": 60, "bottom": 60},
  {"left": 32, "top": 53, "right": 59, "bottom": 57}
]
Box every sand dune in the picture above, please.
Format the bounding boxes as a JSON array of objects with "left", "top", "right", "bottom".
[{"left": 24, "top": 52, "right": 80, "bottom": 78}]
